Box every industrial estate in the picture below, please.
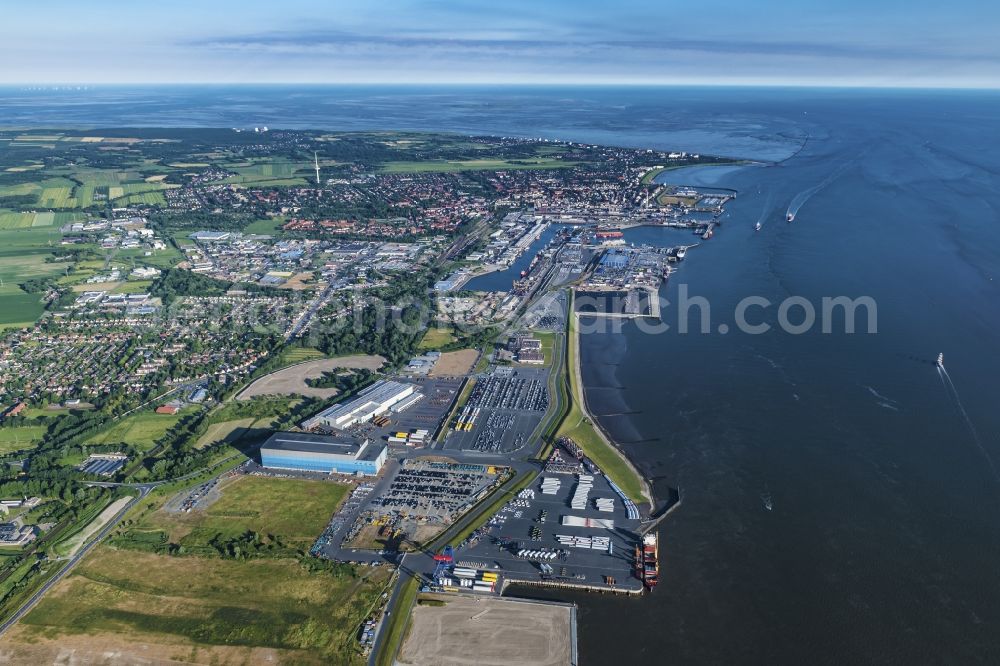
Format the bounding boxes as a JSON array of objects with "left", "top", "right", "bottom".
[{"left": 0, "top": 128, "right": 728, "bottom": 664}]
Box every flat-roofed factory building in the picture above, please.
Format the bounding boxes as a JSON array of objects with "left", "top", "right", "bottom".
[
  {"left": 302, "top": 380, "right": 420, "bottom": 431},
  {"left": 259, "top": 431, "right": 387, "bottom": 476}
]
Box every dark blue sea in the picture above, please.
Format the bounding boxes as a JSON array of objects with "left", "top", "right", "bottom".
[{"left": 5, "top": 85, "right": 1000, "bottom": 664}]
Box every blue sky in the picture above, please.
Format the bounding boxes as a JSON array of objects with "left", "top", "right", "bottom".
[{"left": 3, "top": 0, "right": 998, "bottom": 87}]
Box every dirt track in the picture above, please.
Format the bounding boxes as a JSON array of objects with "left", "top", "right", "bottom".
[{"left": 236, "top": 355, "right": 385, "bottom": 400}]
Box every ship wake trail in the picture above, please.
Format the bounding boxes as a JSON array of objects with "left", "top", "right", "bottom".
[
  {"left": 756, "top": 192, "right": 773, "bottom": 227},
  {"left": 785, "top": 157, "right": 857, "bottom": 220},
  {"left": 938, "top": 366, "right": 1000, "bottom": 484}
]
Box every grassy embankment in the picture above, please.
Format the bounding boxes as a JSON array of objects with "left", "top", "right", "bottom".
[
  {"left": 374, "top": 576, "right": 419, "bottom": 666},
  {"left": 554, "top": 293, "right": 649, "bottom": 504}
]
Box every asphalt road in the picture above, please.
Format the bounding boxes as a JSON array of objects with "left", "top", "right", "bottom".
[
  {"left": 0, "top": 486, "right": 150, "bottom": 637},
  {"left": 0, "top": 454, "right": 243, "bottom": 638}
]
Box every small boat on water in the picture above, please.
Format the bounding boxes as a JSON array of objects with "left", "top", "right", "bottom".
[
  {"left": 936, "top": 352, "right": 944, "bottom": 367},
  {"left": 761, "top": 493, "right": 773, "bottom": 511},
  {"left": 754, "top": 222, "right": 762, "bottom": 232},
  {"left": 786, "top": 212, "right": 795, "bottom": 222}
]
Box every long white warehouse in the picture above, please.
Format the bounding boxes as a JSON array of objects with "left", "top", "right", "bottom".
[{"left": 304, "top": 380, "right": 417, "bottom": 430}]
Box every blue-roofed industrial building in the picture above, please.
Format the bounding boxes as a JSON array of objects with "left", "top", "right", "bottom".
[
  {"left": 259, "top": 432, "right": 387, "bottom": 476},
  {"left": 599, "top": 249, "right": 629, "bottom": 269}
]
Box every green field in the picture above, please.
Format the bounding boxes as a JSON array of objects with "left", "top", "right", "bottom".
[
  {"left": 379, "top": 158, "right": 579, "bottom": 173},
  {"left": 113, "top": 190, "right": 167, "bottom": 207},
  {"left": 0, "top": 168, "right": 172, "bottom": 210},
  {"left": 0, "top": 211, "right": 78, "bottom": 230},
  {"left": 13, "top": 547, "right": 389, "bottom": 665},
  {"left": 148, "top": 476, "right": 350, "bottom": 549},
  {"left": 417, "top": 326, "right": 457, "bottom": 350},
  {"left": 0, "top": 425, "right": 48, "bottom": 454},
  {"left": 115, "top": 245, "right": 183, "bottom": 269},
  {"left": 217, "top": 160, "right": 308, "bottom": 186},
  {"left": 0, "top": 228, "right": 66, "bottom": 328},
  {"left": 118, "top": 476, "right": 351, "bottom": 555},
  {"left": 0, "top": 212, "right": 35, "bottom": 229},
  {"left": 110, "top": 279, "right": 154, "bottom": 294},
  {"left": 244, "top": 217, "right": 286, "bottom": 234},
  {"left": 275, "top": 346, "right": 327, "bottom": 367},
  {"left": 84, "top": 409, "right": 190, "bottom": 451},
  {"left": 194, "top": 418, "right": 257, "bottom": 449}
]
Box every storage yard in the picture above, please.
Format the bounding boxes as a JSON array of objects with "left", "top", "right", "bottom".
[
  {"left": 339, "top": 459, "right": 509, "bottom": 551},
  {"left": 434, "top": 460, "right": 645, "bottom": 594},
  {"left": 397, "top": 594, "right": 576, "bottom": 666},
  {"left": 444, "top": 367, "right": 549, "bottom": 453}
]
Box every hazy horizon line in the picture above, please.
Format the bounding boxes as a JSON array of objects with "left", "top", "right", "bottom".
[{"left": 3, "top": 81, "right": 1000, "bottom": 92}]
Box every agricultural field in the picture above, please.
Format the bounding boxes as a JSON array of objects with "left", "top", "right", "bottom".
[
  {"left": 217, "top": 159, "right": 309, "bottom": 186},
  {"left": 0, "top": 211, "right": 83, "bottom": 230},
  {"left": 379, "top": 157, "right": 579, "bottom": 173},
  {"left": 6, "top": 547, "right": 390, "bottom": 665},
  {"left": 0, "top": 227, "right": 66, "bottom": 328},
  {"left": 275, "top": 345, "right": 327, "bottom": 367},
  {"left": 0, "top": 212, "right": 35, "bottom": 230}
]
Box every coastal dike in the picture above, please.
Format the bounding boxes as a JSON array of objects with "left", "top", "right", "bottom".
[{"left": 564, "top": 290, "right": 654, "bottom": 509}]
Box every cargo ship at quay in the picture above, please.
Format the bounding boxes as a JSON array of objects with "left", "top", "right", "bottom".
[{"left": 635, "top": 533, "right": 660, "bottom": 589}]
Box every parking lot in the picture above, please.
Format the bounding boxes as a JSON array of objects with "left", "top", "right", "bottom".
[
  {"left": 165, "top": 477, "right": 222, "bottom": 514},
  {"left": 450, "top": 469, "right": 644, "bottom": 593},
  {"left": 444, "top": 367, "right": 549, "bottom": 454},
  {"left": 340, "top": 459, "right": 509, "bottom": 551},
  {"left": 311, "top": 480, "right": 378, "bottom": 557}
]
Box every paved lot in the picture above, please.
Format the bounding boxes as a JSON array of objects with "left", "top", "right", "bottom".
[
  {"left": 454, "top": 470, "right": 644, "bottom": 593},
  {"left": 398, "top": 594, "right": 575, "bottom": 666},
  {"left": 443, "top": 367, "right": 549, "bottom": 454}
]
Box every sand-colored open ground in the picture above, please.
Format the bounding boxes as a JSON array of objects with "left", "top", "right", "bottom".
[
  {"left": 59, "top": 496, "right": 133, "bottom": 558},
  {"left": 275, "top": 272, "right": 315, "bottom": 290},
  {"left": 429, "top": 349, "right": 479, "bottom": 377},
  {"left": 397, "top": 594, "right": 575, "bottom": 666},
  {"left": 0, "top": 632, "right": 289, "bottom": 666},
  {"left": 236, "top": 355, "right": 385, "bottom": 400}
]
